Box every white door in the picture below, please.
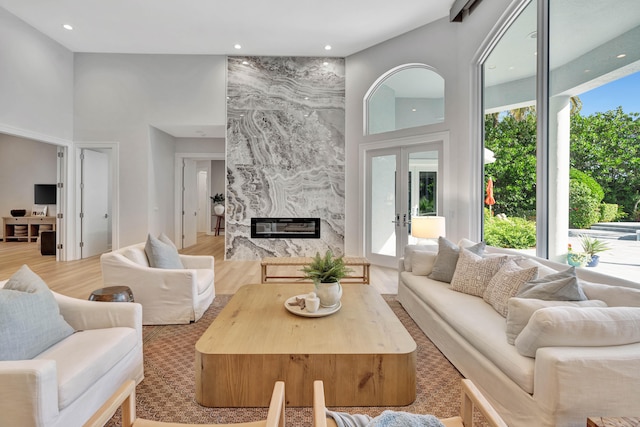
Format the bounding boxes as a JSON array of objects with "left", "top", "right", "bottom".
[
  {"left": 80, "top": 149, "right": 110, "bottom": 258},
  {"left": 365, "top": 143, "right": 442, "bottom": 268},
  {"left": 182, "top": 159, "right": 198, "bottom": 248},
  {"left": 197, "top": 170, "right": 208, "bottom": 232}
]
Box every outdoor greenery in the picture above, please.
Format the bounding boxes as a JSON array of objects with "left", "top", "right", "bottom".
[
  {"left": 484, "top": 105, "right": 639, "bottom": 227},
  {"left": 579, "top": 234, "right": 611, "bottom": 257},
  {"left": 483, "top": 209, "right": 536, "bottom": 249},
  {"left": 211, "top": 193, "right": 225, "bottom": 204}
]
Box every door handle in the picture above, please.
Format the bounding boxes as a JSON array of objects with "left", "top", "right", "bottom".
[{"left": 391, "top": 214, "right": 400, "bottom": 226}]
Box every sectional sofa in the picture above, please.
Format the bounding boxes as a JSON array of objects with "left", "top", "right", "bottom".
[{"left": 397, "top": 239, "right": 640, "bottom": 427}]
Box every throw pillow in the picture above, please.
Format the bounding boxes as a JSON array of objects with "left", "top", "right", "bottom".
[
  {"left": 411, "top": 251, "right": 438, "bottom": 276},
  {"left": 505, "top": 297, "right": 608, "bottom": 345},
  {"left": 514, "top": 257, "right": 558, "bottom": 278},
  {"left": 515, "top": 306, "right": 640, "bottom": 358},
  {"left": 516, "top": 267, "right": 587, "bottom": 301},
  {"left": 450, "top": 248, "right": 508, "bottom": 297},
  {"left": 0, "top": 265, "right": 75, "bottom": 361},
  {"left": 580, "top": 280, "right": 640, "bottom": 307},
  {"left": 428, "top": 237, "right": 486, "bottom": 283},
  {"left": 145, "top": 233, "right": 184, "bottom": 269},
  {"left": 483, "top": 260, "right": 538, "bottom": 317},
  {"left": 403, "top": 244, "right": 437, "bottom": 272}
]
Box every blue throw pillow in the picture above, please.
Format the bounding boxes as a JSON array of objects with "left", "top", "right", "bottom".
[{"left": 0, "top": 265, "right": 75, "bottom": 361}]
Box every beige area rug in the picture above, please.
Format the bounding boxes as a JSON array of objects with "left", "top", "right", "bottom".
[{"left": 106, "top": 294, "right": 471, "bottom": 426}]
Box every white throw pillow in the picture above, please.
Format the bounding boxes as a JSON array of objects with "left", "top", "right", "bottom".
[
  {"left": 515, "top": 306, "right": 640, "bottom": 358},
  {"left": 580, "top": 280, "right": 640, "bottom": 307},
  {"left": 411, "top": 251, "right": 438, "bottom": 276},
  {"left": 505, "top": 298, "right": 608, "bottom": 345},
  {"left": 514, "top": 257, "right": 558, "bottom": 278},
  {"left": 403, "top": 244, "right": 437, "bottom": 272},
  {"left": 450, "top": 248, "right": 507, "bottom": 297},
  {"left": 483, "top": 261, "right": 538, "bottom": 317}
]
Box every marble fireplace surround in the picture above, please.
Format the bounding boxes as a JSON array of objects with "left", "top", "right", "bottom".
[{"left": 226, "top": 56, "right": 345, "bottom": 261}]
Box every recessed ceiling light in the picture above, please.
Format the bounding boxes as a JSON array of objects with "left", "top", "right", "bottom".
[
  {"left": 63, "top": 24, "right": 73, "bottom": 30},
  {"left": 527, "top": 31, "right": 537, "bottom": 39},
  {"left": 234, "top": 44, "right": 242, "bottom": 50},
  {"left": 617, "top": 53, "right": 627, "bottom": 59},
  {"left": 584, "top": 69, "right": 591, "bottom": 73},
  {"left": 324, "top": 45, "right": 332, "bottom": 51},
  {"left": 487, "top": 65, "right": 496, "bottom": 70},
  {"left": 411, "top": 108, "right": 417, "bottom": 112}
]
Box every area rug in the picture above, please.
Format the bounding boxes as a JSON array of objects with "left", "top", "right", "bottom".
[{"left": 106, "top": 294, "right": 470, "bottom": 426}]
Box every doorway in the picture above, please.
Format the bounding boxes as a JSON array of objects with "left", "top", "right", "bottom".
[{"left": 365, "top": 141, "right": 443, "bottom": 268}]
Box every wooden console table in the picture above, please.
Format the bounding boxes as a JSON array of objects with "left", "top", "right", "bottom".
[
  {"left": 3, "top": 216, "right": 56, "bottom": 242},
  {"left": 261, "top": 256, "right": 370, "bottom": 284}
]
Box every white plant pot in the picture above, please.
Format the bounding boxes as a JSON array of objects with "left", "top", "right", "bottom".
[
  {"left": 214, "top": 205, "right": 225, "bottom": 215},
  {"left": 315, "top": 281, "right": 342, "bottom": 308}
]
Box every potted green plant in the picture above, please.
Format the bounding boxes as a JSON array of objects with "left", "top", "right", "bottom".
[
  {"left": 301, "top": 250, "right": 352, "bottom": 308},
  {"left": 579, "top": 234, "right": 611, "bottom": 267},
  {"left": 567, "top": 243, "right": 591, "bottom": 267},
  {"left": 211, "top": 193, "right": 225, "bottom": 215}
]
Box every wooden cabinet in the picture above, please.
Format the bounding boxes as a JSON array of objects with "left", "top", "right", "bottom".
[{"left": 3, "top": 216, "right": 56, "bottom": 242}]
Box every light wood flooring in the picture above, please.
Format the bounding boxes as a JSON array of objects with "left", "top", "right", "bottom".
[{"left": 0, "top": 233, "right": 399, "bottom": 299}]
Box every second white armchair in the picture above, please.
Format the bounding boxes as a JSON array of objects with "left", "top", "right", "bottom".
[{"left": 100, "top": 242, "right": 215, "bottom": 325}]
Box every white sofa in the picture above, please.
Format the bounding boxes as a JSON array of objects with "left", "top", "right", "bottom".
[
  {"left": 100, "top": 242, "right": 215, "bottom": 325},
  {"left": 0, "top": 282, "right": 143, "bottom": 427},
  {"left": 397, "top": 242, "right": 640, "bottom": 427}
]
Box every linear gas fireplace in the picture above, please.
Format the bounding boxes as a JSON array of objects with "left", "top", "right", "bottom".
[{"left": 251, "top": 218, "right": 321, "bottom": 239}]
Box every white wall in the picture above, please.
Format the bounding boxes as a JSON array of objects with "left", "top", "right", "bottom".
[
  {"left": 0, "top": 8, "right": 74, "bottom": 142},
  {"left": 0, "top": 135, "right": 57, "bottom": 238},
  {"left": 148, "top": 127, "right": 176, "bottom": 236},
  {"left": 343, "top": 1, "right": 513, "bottom": 254},
  {"left": 74, "top": 54, "right": 227, "bottom": 246}
]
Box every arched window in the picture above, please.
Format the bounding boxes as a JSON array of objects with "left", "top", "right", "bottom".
[{"left": 365, "top": 64, "right": 444, "bottom": 135}]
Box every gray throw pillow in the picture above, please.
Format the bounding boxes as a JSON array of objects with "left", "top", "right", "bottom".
[
  {"left": 145, "top": 233, "right": 184, "bottom": 269},
  {"left": 516, "top": 267, "right": 587, "bottom": 301},
  {"left": 0, "top": 265, "right": 75, "bottom": 361},
  {"left": 428, "top": 237, "right": 486, "bottom": 283}
]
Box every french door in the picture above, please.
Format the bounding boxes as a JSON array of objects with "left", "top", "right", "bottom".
[{"left": 365, "top": 143, "right": 442, "bottom": 268}]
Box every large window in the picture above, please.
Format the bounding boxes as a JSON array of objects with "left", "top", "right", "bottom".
[{"left": 482, "top": 0, "right": 640, "bottom": 280}]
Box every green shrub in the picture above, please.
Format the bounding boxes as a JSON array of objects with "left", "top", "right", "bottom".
[
  {"left": 570, "top": 168, "right": 604, "bottom": 203},
  {"left": 599, "top": 203, "right": 619, "bottom": 222},
  {"left": 569, "top": 180, "right": 600, "bottom": 228},
  {"left": 484, "top": 215, "right": 536, "bottom": 249}
]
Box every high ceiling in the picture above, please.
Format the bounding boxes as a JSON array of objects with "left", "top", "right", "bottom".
[{"left": 0, "top": 0, "right": 455, "bottom": 57}]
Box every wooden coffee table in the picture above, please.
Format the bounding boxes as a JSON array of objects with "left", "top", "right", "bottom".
[{"left": 195, "top": 283, "right": 416, "bottom": 407}]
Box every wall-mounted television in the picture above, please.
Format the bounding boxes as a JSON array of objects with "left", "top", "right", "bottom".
[{"left": 34, "top": 184, "right": 57, "bottom": 205}]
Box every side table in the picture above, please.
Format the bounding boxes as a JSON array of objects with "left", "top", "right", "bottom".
[{"left": 89, "top": 286, "right": 135, "bottom": 302}]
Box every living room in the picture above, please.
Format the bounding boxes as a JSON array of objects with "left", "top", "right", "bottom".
[{"left": 1, "top": 0, "right": 639, "bottom": 426}]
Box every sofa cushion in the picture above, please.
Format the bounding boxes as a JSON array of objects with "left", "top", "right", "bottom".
[
  {"left": 505, "top": 298, "right": 608, "bottom": 344},
  {"left": 450, "top": 249, "right": 508, "bottom": 297},
  {"left": 517, "top": 267, "right": 587, "bottom": 301},
  {"left": 145, "top": 233, "right": 184, "bottom": 269},
  {"left": 515, "top": 306, "right": 640, "bottom": 358},
  {"left": 580, "top": 280, "right": 640, "bottom": 307},
  {"left": 411, "top": 251, "right": 438, "bottom": 276},
  {"left": 428, "top": 237, "right": 485, "bottom": 283},
  {"left": 0, "top": 265, "right": 75, "bottom": 361},
  {"left": 400, "top": 271, "right": 535, "bottom": 394},
  {"left": 403, "top": 244, "right": 437, "bottom": 271},
  {"left": 35, "top": 327, "right": 138, "bottom": 409},
  {"left": 483, "top": 261, "right": 538, "bottom": 317}
]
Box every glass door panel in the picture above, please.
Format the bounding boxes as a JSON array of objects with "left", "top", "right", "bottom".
[{"left": 366, "top": 143, "right": 442, "bottom": 268}]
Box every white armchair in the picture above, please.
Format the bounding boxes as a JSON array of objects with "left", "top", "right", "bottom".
[
  {"left": 100, "top": 243, "right": 215, "bottom": 325},
  {"left": 0, "top": 284, "right": 144, "bottom": 427}
]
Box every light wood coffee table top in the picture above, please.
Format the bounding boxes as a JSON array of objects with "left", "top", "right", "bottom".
[{"left": 195, "top": 283, "right": 416, "bottom": 407}]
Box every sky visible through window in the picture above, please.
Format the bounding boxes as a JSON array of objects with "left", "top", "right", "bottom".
[{"left": 579, "top": 72, "right": 640, "bottom": 116}]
